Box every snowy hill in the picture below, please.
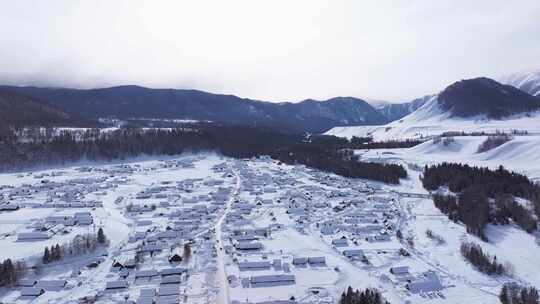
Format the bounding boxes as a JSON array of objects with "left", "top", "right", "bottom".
[
  {"left": 391, "top": 135, "right": 540, "bottom": 178},
  {"left": 326, "top": 78, "right": 540, "bottom": 140},
  {"left": 498, "top": 69, "right": 540, "bottom": 96},
  {"left": 438, "top": 77, "right": 540, "bottom": 119}
]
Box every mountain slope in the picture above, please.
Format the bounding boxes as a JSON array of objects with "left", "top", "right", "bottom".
[
  {"left": 498, "top": 69, "right": 540, "bottom": 96},
  {"left": 0, "top": 89, "right": 74, "bottom": 128},
  {"left": 375, "top": 96, "right": 431, "bottom": 122},
  {"left": 0, "top": 85, "right": 387, "bottom": 133},
  {"left": 438, "top": 77, "right": 540, "bottom": 119},
  {"left": 326, "top": 77, "right": 540, "bottom": 140}
]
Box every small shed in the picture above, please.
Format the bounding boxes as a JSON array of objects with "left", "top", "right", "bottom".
[
  {"left": 35, "top": 280, "right": 67, "bottom": 291},
  {"left": 331, "top": 238, "right": 348, "bottom": 247},
  {"left": 390, "top": 266, "right": 410, "bottom": 276},
  {"left": 238, "top": 261, "right": 271, "bottom": 271},
  {"left": 135, "top": 269, "right": 159, "bottom": 279},
  {"left": 105, "top": 280, "right": 128, "bottom": 290},
  {"left": 161, "top": 275, "right": 182, "bottom": 285},
  {"left": 20, "top": 287, "right": 44, "bottom": 297},
  {"left": 342, "top": 249, "right": 365, "bottom": 260},
  {"left": 307, "top": 256, "right": 326, "bottom": 265},
  {"left": 160, "top": 267, "right": 187, "bottom": 277},
  {"left": 250, "top": 274, "right": 296, "bottom": 287},
  {"left": 235, "top": 242, "right": 263, "bottom": 251},
  {"left": 158, "top": 284, "right": 180, "bottom": 296},
  {"left": 17, "top": 232, "right": 50, "bottom": 242}
]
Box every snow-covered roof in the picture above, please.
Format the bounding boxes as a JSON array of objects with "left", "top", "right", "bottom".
[
  {"left": 105, "top": 280, "right": 128, "bottom": 290},
  {"left": 250, "top": 274, "right": 295, "bottom": 284},
  {"left": 20, "top": 287, "right": 44, "bottom": 297}
]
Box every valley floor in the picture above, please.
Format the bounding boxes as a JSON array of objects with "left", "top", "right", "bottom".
[{"left": 0, "top": 150, "right": 538, "bottom": 303}]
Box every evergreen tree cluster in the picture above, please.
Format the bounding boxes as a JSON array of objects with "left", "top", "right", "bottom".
[
  {"left": 500, "top": 283, "right": 539, "bottom": 304},
  {"left": 0, "top": 125, "right": 408, "bottom": 184},
  {"left": 42, "top": 232, "right": 107, "bottom": 264},
  {"left": 460, "top": 241, "right": 507, "bottom": 275},
  {"left": 311, "top": 135, "right": 422, "bottom": 150},
  {"left": 0, "top": 259, "right": 26, "bottom": 287},
  {"left": 492, "top": 194, "right": 538, "bottom": 233},
  {"left": 432, "top": 189, "right": 490, "bottom": 240},
  {"left": 423, "top": 163, "right": 540, "bottom": 238},
  {"left": 339, "top": 286, "right": 389, "bottom": 304},
  {"left": 42, "top": 244, "right": 62, "bottom": 264},
  {"left": 183, "top": 243, "right": 192, "bottom": 261},
  {"left": 477, "top": 134, "right": 513, "bottom": 153},
  {"left": 97, "top": 227, "right": 107, "bottom": 245}
]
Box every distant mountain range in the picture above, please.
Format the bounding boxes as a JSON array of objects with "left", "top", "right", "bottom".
[
  {"left": 0, "top": 89, "right": 74, "bottom": 128},
  {"left": 1, "top": 70, "right": 539, "bottom": 134},
  {"left": 373, "top": 96, "right": 431, "bottom": 122},
  {"left": 0, "top": 85, "right": 387, "bottom": 133},
  {"left": 369, "top": 70, "right": 540, "bottom": 122},
  {"left": 327, "top": 76, "right": 540, "bottom": 140},
  {"left": 438, "top": 77, "right": 540, "bottom": 119}
]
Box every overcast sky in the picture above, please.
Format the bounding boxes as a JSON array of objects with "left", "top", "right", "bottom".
[{"left": 1, "top": 1, "right": 539, "bottom": 102}]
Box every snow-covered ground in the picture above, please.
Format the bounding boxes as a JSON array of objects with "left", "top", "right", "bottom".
[
  {"left": 326, "top": 96, "right": 540, "bottom": 141},
  {"left": 357, "top": 135, "right": 540, "bottom": 180},
  {"left": 0, "top": 149, "right": 539, "bottom": 303}
]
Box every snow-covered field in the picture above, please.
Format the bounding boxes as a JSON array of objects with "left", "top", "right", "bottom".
[
  {"left": 357, "top": 135, "right": 540, "bottom": 180},
  {"left": 0, "top": 150, "right": 539, "bottom": 303}
]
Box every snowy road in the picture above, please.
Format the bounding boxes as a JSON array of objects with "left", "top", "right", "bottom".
[{"left": 214, "top": 169, "right": 240, "bottom": 304}]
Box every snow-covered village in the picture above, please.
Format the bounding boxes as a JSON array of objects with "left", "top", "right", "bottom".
[
  {"left": 2, "top": 2, "right": 540, "bottom": 303},
  {"left": 0, "top": 145, "right": 539, "bottom": 304}
]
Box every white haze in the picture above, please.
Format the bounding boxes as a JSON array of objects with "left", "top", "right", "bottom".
[{"left": 0, "top": 0, "right": 539, "bottom": 102}]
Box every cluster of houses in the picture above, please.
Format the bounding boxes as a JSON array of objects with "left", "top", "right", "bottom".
[
  {"left": 1, "top": 156, "right": 452, "bottom": 303},
  {"left": 389, "top": 266, "right": 444, "bottom": 294},
  {"left": 19, "top": 279, "right": 68, "bottom": 298},
  {"left": 103, "top": 267, "right": 188, "bottom": 303},
  {"left": 16, "top": 212, "right": 95, "bottom": 242},
  {"left": 0, "top": 173, "right": 113, "bottom": 212}
]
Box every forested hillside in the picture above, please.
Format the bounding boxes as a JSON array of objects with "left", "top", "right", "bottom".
[{"left": 422, "top": 163, "right": 540, "bottom": 240}]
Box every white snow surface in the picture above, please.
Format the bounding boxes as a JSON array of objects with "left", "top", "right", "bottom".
[
  {"left": 498, "top": 69, "right": 540, "bottom": 96},
  {"left": 1, "top": 134, "right": 540, "bottom": 304},
  {"left": 326, "top": 96, "right": 540, "bottom": 141}
]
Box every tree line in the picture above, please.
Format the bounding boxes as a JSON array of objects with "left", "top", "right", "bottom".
[
  {"left": 423, "top": 163, "right": 540, "bottom": 239},
  {"left": 477, "top": 134, "right": 513, "bottom": 153},
  {"left": 500, "top": 283, "right": 539, "bottom": 304},
  {"left": 0, "top": 125, "right": 407, "bottom": 184},
  {"left": 0, "top": 259, "right": 27, "bottom": 287},
  {"left": 339, "top": 286, "right": 389, "bottom": 304},
  {"left": 460, "top": 241, "right": 507, "bottom": 276},
  {"left": 310, "top": 134, "right": 423, "bottom": 150},
  {"left": 272, "top": 144, "right": 407, "bottom": 184},
  {"left": 42, "top": 228, "right": 107, "bottom": 264}
]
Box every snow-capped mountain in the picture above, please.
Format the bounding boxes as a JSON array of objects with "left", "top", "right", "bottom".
[
  {"left": 498, "top": 69, "right": 540, "bottom": 96},
  {"left": 326, "top": 77, "right": 540, "bottom": 140},
  {"left": 364, "top": 98, "right": 391, "bottom": 108},
  {"left": 375, "top": 96, "right": 431, "bottom": 122},
  {"left": 438, "top": 77, "right": 540, "bottom": 119}
]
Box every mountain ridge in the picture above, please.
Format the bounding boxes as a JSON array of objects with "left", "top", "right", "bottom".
[
  {"left": 0, "top": 85, "right": 388, "bottom": 133},
  {"left": 0, "top": 89, "right": 76, "bottom": 129},
  {"left": 498, "top": 69, "right": 540, "bottom": 96},
  {"left": 326, "top": 77, "right": 540, "bottom": 140}
]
